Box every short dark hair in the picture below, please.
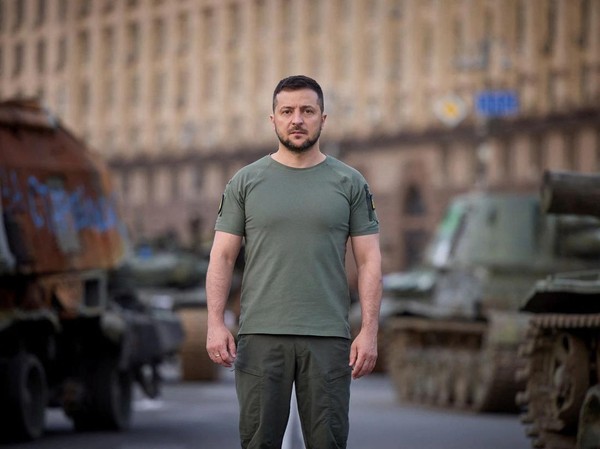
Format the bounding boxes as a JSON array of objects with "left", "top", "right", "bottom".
[{"left": 272, "top": 75, "right": 324, "bottom": 113}]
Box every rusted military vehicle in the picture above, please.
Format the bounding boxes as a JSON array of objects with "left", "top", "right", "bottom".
[
  {"left": 0, "top": 99, "right": 184, "bottom": 442},
  {"left": 383, "top": 189, "right": 600, "bottom": 413},
  {"left": 517, "top": 170, "right": 600, "bottom": 449}
]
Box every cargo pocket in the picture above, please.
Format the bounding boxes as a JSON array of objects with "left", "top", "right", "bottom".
[
  {"left": 235, "top": 361, "right": 264, "bottom": 444},
  {"left": 325, "top": 366, "right": 351, "bottom": 446}
]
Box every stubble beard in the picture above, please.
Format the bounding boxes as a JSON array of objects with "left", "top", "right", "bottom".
[{"left": 275, "top": 126, "right": 323, "bottom": 153}]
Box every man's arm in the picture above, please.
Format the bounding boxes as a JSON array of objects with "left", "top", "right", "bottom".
[
  {"left": 348, "top": 233, "right": 382, "bottom": 379},
  {"left": 206, "top": 230, "right": 243, "bottom": 367}
]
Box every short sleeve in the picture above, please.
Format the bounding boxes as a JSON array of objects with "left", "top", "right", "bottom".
[
  {"left": 349, "top": 176, "right": 379, "bottom": 236},
  {"left": 214, "top": 177, "right": 245, "bottom": 236}
]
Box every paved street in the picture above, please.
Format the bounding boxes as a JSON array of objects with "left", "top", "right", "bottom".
[{"left": 2, "top": 364, "right": 531, "bottom": 449}]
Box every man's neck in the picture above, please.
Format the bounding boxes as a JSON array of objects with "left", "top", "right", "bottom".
[{"left": 271, "top": 147, "right": 326, "bottom": 168}]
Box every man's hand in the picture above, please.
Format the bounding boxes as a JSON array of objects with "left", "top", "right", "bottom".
[
  {"left": 349, "top": 329, "right": 378, "bottom": 379},
  {"left": 206, "top": 323, "right": 237, "bottom": 368}
]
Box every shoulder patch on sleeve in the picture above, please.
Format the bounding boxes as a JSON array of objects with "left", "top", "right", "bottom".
[{"left": 218, "top": 193, "right": 225, "bottom": 216}]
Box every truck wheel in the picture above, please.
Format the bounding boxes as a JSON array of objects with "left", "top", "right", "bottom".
[
  {"left": 3, "top": 353, "right": 47, "bottom": 441},
  {"left": 72, "top": 357, "right": 133, "bottom": 432}
]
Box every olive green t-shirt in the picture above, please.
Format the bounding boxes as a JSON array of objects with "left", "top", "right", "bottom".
[{"left": 215, "top": 155, "right": 379, "bottom": 338}]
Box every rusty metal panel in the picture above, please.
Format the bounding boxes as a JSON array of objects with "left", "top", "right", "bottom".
[{"left": 0, "top": 99, "right": 128, "bottom": 275}]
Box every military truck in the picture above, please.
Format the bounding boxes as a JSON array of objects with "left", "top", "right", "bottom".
[
  {"left": 0, "top": 99, "right": 184, "bottom": 442},
  {"left": 383, "top": 190, "right": 600, "bottom": 412},
  {"left": 517, "top": 171, "right": 600, "bottom": 449}
]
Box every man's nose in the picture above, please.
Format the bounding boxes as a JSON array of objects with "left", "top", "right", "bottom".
[{"left": 291, "top": 110, "right": 303, "bottom": 124}]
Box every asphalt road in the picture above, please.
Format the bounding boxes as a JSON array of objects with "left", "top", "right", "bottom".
[{"left": 1, "top": 364, "right": 532, "bottom": 449}]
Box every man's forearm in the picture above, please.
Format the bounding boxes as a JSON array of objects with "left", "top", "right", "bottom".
[
  {"left": 357, "top": 262, "right": 382, "bottom": 334},
  {"left": 206, "top": 258, "right": 235, "bottom": 326}
]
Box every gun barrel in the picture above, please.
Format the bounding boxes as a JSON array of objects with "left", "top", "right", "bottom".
[{"left": 541, "top": 170, "right": 600, "bottom": 218}]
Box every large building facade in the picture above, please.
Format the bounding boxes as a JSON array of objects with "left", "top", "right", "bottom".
[{"left": 1, "top": 0, "right": 599, "bottom": 273}]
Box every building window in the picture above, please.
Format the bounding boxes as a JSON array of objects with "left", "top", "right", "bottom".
[
  {"left": 171, "top": 168, "right": 180, "bottom": 200},
  {"left": 515, "top": 0, "right": 525, "bottom": 55},
  {"left": 102, "top": 27, "right": 115, "bottom": 65},
  {"left": 202, "top": 7, "right": 216, "bottom": 49},
  {"left": 228, "top": 4, "right": 241, "bottom": 48},
  {"left": 129, "top": 126, "right": 141, "bottom": 150},
  {"left": 0, "top": 0, "right": 4, "bottom": 33},
  {"left": 530, "top": 135, "right": 544, "bottom": 174},
  {"left": 127, "top": 22, "right": 140, "bottom": 64},
  {"left": 578, "top": 0, "right": 590, "bottom": 48},
  {"left": 78, "top": 31, "right": 90, "bottom": 65},
  {"left": 56, "top": 36, "right": 67, "bottom": 71},
  {"left": 103, "top": 0, "right": 115, "bottom": 14},
  {"left": 57, "top": 0, "right": 68, "bottom": 22},
  {"left": 152, "top": 72, "right": 166, "bottom": 107},
  {"left": 55, "top": 84, "right": 68, "bottom": 117},
  {"left": 543, "top": 0, "right": 557, "bottom": 55},
  {"left": 128, "top": 73, "right": 140, "bottom": 105},
  {"left": 204, "top": 63, "right": 216, "bottom": 100},
  {"left": 564, "top": 133, "right": 577, "bottom": 170},
  {"left": 13, "top": 0, "right": 24, "bottom": 31},
  {"left": 12, "top": 42, "right": 24, "bottom": 77},
  {"left": 403, "top": 229, "right": 429, "bottom": 269},
  {"left": 79, "top": 0, "right": 92, "bottom": 18},
  {"left": 404, "top": 184, "right": 427, "bottom": 216},
  {"left": 180, "top": 121, "right": 196, "bottom": 148},
  {"left": 35, "top": 0, "right": 46, "bottom": 27},
  {"left": 152, "top": 18, "right": 166, "bottom": 58},
  {"left": 103, "top": 77, "right": 115, "bottom": 112},
  {"left": 176, "top": 69, "right": 188, "bottom": 108},
  {"left": 79, "top": 81, "right": 91, "bottom": 114},
  {"left": 177, "top": 12, "right": 190, "bottom": 56},
  {"left": 36, "top": 39, "right": 46, "bottom": 73},
  {"left": 388, "top": 0, "right": 403, "bottom": 81},
  {"left": 308, "top": 0, "right": 323, "bottom": 33}
]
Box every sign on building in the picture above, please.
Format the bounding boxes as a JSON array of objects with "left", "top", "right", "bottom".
[{"left": 475, "top": 90, "right": 519, "bottom": 118}]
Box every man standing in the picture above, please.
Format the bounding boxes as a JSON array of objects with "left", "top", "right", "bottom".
[{"left": 206, "top": 75, "right": 382, "bottom": 449}]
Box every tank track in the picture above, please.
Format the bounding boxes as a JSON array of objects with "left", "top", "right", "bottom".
[
  {"left": 385, "top": 317, "right": 523, "bottom": 412},
  {"left": 516, "top": 313, "right": 600, "bottom": 449}
]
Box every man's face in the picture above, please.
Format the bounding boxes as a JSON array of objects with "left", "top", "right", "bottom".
[{"left": 271, "top": 88, "right": 326, "bottom": 153}]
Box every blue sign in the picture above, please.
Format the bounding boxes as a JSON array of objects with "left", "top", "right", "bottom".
[{"left": 475, "top": 90, "right": 519, "bottom": 117}]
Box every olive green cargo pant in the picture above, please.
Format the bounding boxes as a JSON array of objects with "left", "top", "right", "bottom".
[{"left": 234, "top": 334, "right": 352, "bottom": 449}]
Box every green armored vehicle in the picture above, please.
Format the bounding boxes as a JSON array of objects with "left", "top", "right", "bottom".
[
  {"left": 517, "top": 171, "right": 600, "bottom": 449},
  {"left": 128, "top": 242, "right": 242, "bottom": 381},
  {"left": 0, "top": 99, "right": 184, "bottom": 442},
  {"left": 383, "top": 190, "right": 600, "bottom": 412}
]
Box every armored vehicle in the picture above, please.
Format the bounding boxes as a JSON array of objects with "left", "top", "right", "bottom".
[
  {"left": 0, "top": 99, "right": 184, "bottom": 442},
  {"left": 130, "top": 242, "right": 242, "bottom": 381},
  {"left": 383, "top": 190, "right": 600, "bottom": 412},
  {"left": 517, "top": 171, "right": 600, "bottom": 449}
]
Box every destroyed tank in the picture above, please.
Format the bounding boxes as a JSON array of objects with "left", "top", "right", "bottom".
[
  {"left": 0, "top": 99, "right": 184, "bottom": 442},
  {"left": 516, "top": 171, "right": 600, "bottom": 449},
  {"left": 383, "top": 190, "right": 600, "bottom": 412}
]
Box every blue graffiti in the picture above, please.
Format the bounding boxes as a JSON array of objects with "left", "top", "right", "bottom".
[{"left": 1, "top": 169, "right": 121, "bottom": 236}]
